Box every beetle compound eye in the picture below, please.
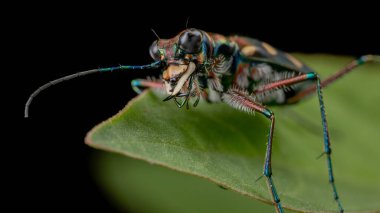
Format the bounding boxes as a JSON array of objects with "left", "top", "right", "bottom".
[
  {"left": 178, "top": 28, "right": 202, "bottom": 53},
  {"left": 149, "top": 40, "right": 161, "bottom": 61}
]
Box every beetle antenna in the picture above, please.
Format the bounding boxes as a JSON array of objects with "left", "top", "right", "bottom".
[
  {"left": 151, "top": 28, "right": 160, "bottom": 40},
  {"left": 186, "top": 17, "right": 190, "bottom": 28},
  {"left": 24, "top": 61, "right": 161, "bottom": 118}
]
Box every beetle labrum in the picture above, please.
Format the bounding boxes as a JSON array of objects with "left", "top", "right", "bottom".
[{"left": 24, "top": 28, "right": 379, "bottom": 213}]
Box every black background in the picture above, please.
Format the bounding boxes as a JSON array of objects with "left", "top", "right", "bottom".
[{"left": 17, "top": 4, "right": 379, "bottom": 213}]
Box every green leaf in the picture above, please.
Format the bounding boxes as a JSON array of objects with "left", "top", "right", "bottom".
[
  {"left": 92, "top": 151, "right": 275, "bottom": 213},
  {"left": 86, "top": 55, "right": 380, "bottom": 212}
]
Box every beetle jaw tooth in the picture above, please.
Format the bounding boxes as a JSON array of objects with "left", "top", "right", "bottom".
[{"left": 164, "top": 62, "right": 196, "bottom": 96}]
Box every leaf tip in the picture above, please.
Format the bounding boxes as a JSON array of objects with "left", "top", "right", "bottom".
[{"left": 84, "top": 90, "right": 151, "bottom": 148}]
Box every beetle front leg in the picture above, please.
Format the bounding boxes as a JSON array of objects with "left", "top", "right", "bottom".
[
  {"left": 222, "top": 89, "right": 283, "bottom": 213},
  {"left": 131, "top": 78, "right": 164, "bottom": 94}
]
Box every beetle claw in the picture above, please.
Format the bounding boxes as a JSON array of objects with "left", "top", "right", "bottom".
[
  {"left": 176, "top": 92, "right": 188, "bottom": 97},
  {"left": 163, "top": 95, "right": 174, "bottom": 101}
]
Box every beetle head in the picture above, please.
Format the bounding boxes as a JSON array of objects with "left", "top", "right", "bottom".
[{"left": 149, "top": 28, "right": 213, "bottom": 98}]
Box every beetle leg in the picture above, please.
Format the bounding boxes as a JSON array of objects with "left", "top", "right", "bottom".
[
  {"left": 288, "top": 55, "right": 379, "bottom": 103},
  {"left": 254, "top": 72, "right": 344, "bottom": 213},
  {"left": 222, "top": 89, "right": 283, "bottom": 213},
  {"left": 131, "top": 78, "right": 164, "bottom": 94}
]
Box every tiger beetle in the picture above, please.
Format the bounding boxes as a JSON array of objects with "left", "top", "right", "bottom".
[{"left": 24, "top": 28, "right": 379, "bottom": 213}]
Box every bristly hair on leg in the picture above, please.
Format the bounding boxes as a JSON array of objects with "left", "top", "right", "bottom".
[
  {"left": 254, "top": 71, "right": 299, "bottom": 92},
  {"left": 211, "top": 55, "right": 233, "bottom": 74},
  {"left": 253, "top": 70, "right": 301, "bottom": 103},
  {"left": 222, "top": 87, "right": 259, "bottom": 115}
]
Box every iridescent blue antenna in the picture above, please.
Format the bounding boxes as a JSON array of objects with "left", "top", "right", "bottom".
[{"left": 24, "top": 61, "right": 161, "bottom": 118}]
